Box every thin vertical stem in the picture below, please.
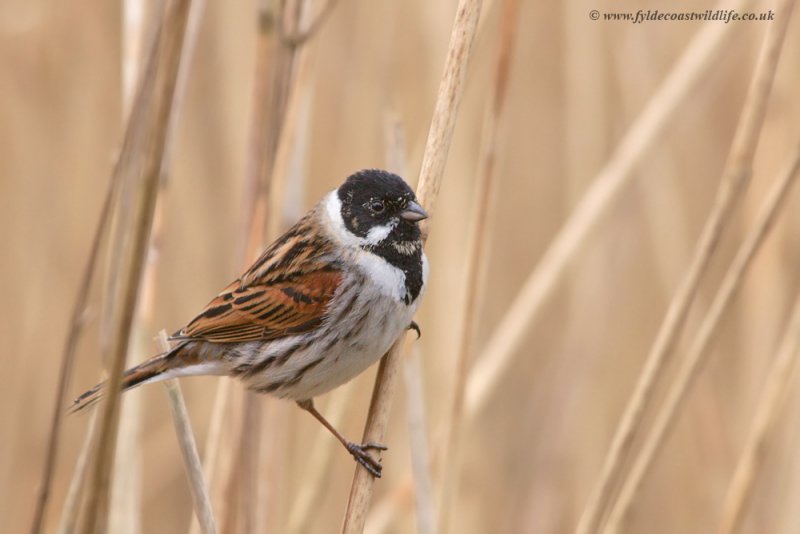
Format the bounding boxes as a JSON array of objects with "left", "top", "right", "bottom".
[
  {"left": 341, "top": 0, "right": 483, "bottom": 531},
  {"left": 385, "top": 114, "right": 436, "bottom": 534},
  {"left": 48, "top": 6, "right": 166, "bottom": 532},
  {"left": 80, "top": 1, "right": 193, "bottom": 531},
  {"left": 438, "top": 0, "right": 520, "bottom": 531},
  {"left": 56, "top": 411, "right": 100, "bottom": 534},
  {"left": 464, "top": 0, "right": 754, "bottom": 419},
  {"left": 718, "top": 291, "right": 800, "bottom": 534},
  {"left": 577, "top": 1, "right": 794, "bottom": 530},
  {"left": 403, "top": 345, "right": 436, "bottom": 534},
  {"left": 606, "top": 145, "right": 800, "bottom": 533},
  {"left": 29, "top": 162, "right": 118, "bottom": 534},
  {"left": 205, "top": 1, "right": 333, "bottom": 531},
  {"left": 157, "top": 330, "right": 217, "bottom": 534}
]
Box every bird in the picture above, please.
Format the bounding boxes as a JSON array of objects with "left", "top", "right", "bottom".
[{"left": 72, "top": 169, "right": 429, "bottom": 477}]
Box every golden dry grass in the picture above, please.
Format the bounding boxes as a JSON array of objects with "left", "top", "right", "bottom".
[{"left": 4, "top": 0, "right": 800, "bottom": 533}]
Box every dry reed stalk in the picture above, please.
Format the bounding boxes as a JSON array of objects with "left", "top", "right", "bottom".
[
  {"left": 341, "top": 0, "right": 483, "bottom": 531},
  {"left": 341, "top": 339, "right": 409, "bottom": 533},
  {"left": 252, "top": 4, "right": 320, "bottom": 530},
  {"left": 163, "top": 379, "right": 217, "bottom": 534},
  {"left": 198, "top": 2, "right": 280, "bottom": 530},
  {"left": 211, "top": 386, "right": 243, "bottom": 534},
  {"left": 109, "top": 0, "right": 206, "bottom": 533},
  {"left": 194, "top": 1, "right": 280, "bottom": 529},
  {"left": 581, "top": 2, "right": 797, "bottom": 531},
  {"left": 30, "top": 156, "right": 119, "bottom": 534},
  {"left": 232, "top": 393, "right": 261, "bottom": 534},
  {"left": 717, "top": 291, "right": 800, "bottom": 534},
  {"left": 238, "top": 0, "right": 278, "bottom": 266},
  {"left": 464, "top": 0, "right": 754, "bottom": 419},
  {"left": 110, "top": 0, "right": 208, "bottom": 525},
  {"left": 160, "top": 0, "right": 207, "bottom": 173},
  {"left": 56, "top": 411, "right": 99, "bottom": 534},
  {"left": 108, "top": 0, "right": 152, "bottom": 528},
  {"left": 363, "top": 479, "right": 414, "bottom": 534},
  {"left": 604, "top": 145, "right": 800, "bottom": 533},
  {"left": 33, "top": 4, "right": 157, "bottom": 524},
  {"left": 121, "top": 0, "right": 212, "bottom": 530},
  {"left": 242, "top": 3, "right": 316, "bottom": 531},
  {"left": 228, "top": 1, "right": 308, "bottom": 515},
  {"left": 256, "top": 122, "right": 313, "bottom": 532},
  {"left": 189, "top": 379, "right": 231, "bottom": 534},
  {"left": 383, "top": 114, "right": 436, "bottom": 534},
  {"left": 437, "top": 0, "right": 520, "bottom": 531},
  {"left": 403, "top": 345, "right": 436, "bottom": 534},
  {"left": 410, "top": 0, "right": 482, "bottom": 223},
  {"left": 356, "top": 464, "right": 428, "bottom": 534},
  {"left": 558, "top": 0, "right": 612, "bottom": 521},
  {"left": 122, "top": 0, "right": 158, "bottom": 117},
  {"left": 43, "top": 6, "right": 166, "bottom": 532},
  {"left": 79, "top": 1, "right": 193, "bottom": 532},
  {"left": 616, "top": 29, "right": 692, "bottom": 297},
  {"left": 152, "top": 332, "right": 218, "bottom": 534},
  {"left": 266, "top": 11, "right": 316, "bottom": 235},
  {"left": 109, "top": 295, "right": 142, "bottom": 534},
  {"left": 359, "top": 474, "right": 415, "bottom": 534},
  {"left": 200, "top": 1, "right": 330, "bottom": 530}
]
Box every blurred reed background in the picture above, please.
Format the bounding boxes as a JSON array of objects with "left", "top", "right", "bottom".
[{"left": 3, "top": 0, "right": 800, "bottom": 533}]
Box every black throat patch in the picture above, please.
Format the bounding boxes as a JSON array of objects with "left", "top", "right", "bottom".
[{"left": 363, "top": 239, "right": 424, "bottom": 304}]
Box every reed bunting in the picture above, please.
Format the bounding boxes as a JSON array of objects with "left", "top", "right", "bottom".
[{"left": 73, "top": 169, "right": 428, "bottom": 477}]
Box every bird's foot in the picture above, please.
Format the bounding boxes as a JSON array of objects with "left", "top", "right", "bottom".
[
  {"left": 407, "top": 321, "right": 421, "bottom": 339},
  {"left": 346, "top": 441, "right": 388, "bottom": 477}
]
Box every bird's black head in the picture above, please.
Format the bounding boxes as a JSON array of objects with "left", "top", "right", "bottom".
[
  {"left": 337, "top": 169, "right": 427, "bottom": 245},
  {"left": 336, "top": 169, "right": 427, "bottom": 304}
]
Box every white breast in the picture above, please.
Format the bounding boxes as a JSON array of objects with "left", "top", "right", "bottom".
[
  {"left": 353, "top": 249, "right": 407, "bottom": 301},
  {"left": 322, "top": 190, "right": 413, "bottom": 302}
]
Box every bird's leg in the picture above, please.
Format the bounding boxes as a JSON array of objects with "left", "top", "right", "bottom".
[
  {"left": 296, "top": 399, "right": 387, "bottom": 477},
  {"left": 407, "top": 320, "right": 421, "bottom": 339}
]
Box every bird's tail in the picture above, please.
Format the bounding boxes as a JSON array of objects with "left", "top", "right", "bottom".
[{"left": 70, "top": 341, "right": 205, "bottom": 413}]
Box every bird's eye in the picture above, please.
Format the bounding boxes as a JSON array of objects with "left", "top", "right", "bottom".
[{"left": 369, "top": 201, "right": 385, "bottom": 214}]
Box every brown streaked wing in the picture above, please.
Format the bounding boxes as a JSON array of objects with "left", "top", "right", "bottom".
[
  {"left": 238, "top": 212, "right": 335, "bottom": 288},
  {"left": 178, "top": 269, "right": 342, "bottom": 343}
]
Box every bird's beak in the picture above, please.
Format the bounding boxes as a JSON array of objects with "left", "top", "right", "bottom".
[{"left": 400, "top": 201, "right": 428, "bottom": 222}]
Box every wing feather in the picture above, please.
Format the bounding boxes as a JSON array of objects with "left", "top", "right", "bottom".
[
  {"left": 175, "top": 209, "right": 343, "bottom": 344},
  {"left": 179, "top": 270, "right": 341, "bottom": 343}
]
